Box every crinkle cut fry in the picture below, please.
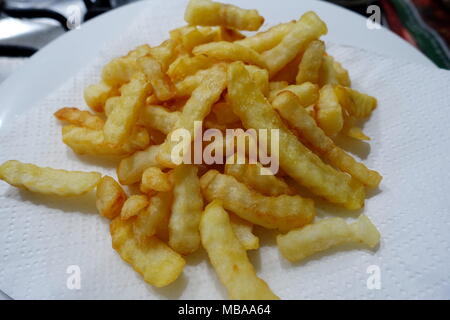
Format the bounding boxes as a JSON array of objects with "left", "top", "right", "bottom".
[{"left": 227, "top": 61, "right": 365, "bottom": 209}]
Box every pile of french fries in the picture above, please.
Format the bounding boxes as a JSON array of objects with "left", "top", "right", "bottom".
[{"left": 0, "top": 0, "right": 382, "bottom": 299}]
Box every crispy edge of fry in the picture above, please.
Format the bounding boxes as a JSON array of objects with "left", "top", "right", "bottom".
[
  {"left": 54, "top": 107, "right": 105, "bottom": 130},
  {"left": 229, "top": 213, "right": 259, "bottom": 250},
  {"left": 138, "top": 105, "right": 180, "bottom": 135},
  {"left": 140, "top": 167, "right": 172, "bottom": 194},
  {"left": 316, "top": 84, "right": 344, "bottom": 136},
  {"left": 0, "top": 160, "right": 101, "bottom": 196},
  {"left": 120, "top": 195, "right": 149, "bottom": 220},
  {"left": 110, "top": 217, "right": 185, "bottom": 288},
  {"left": 96, "top": 176, "right": 127, "bottom": 219},
  {"left": 200, "top": 200, "right": 279, "bottom": 300},
  {"left": 138, "top": 55, "right": 176, "bottom": 102}
]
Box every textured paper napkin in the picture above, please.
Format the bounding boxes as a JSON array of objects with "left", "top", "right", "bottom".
[{"left": 1, "top": 0, "right": 449, "bottom": 300}]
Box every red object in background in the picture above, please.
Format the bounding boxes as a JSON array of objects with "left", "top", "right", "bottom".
[
  {"left": 412, "top": 0, "right": 450, "bottom": 48},
  {"left": 380, "top": 0, "right": 418, "bottom": 47}
]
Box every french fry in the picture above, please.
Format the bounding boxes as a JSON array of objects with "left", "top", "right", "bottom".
[
  {"left": 334, "top": 85, "right": 377, "bottom": 119},
  {"left": 110, "top": 218, "right": 185, "bottom": 287},
  {"left": 103, "top": 74, "right": 150, "bottom": 146},
  {"left": 245, "top": 65, "right": 269, "bottom": 97},
  {"left": 167, "top": 54, "right": 217, "bottom": 81},
  {"left": 296, "top": 40, "right": 325, "bottom": 85},
  {"left": 138, "top": 55, "right": 176, "bottom": 101},
  {"left": 200, "top": 170, "right": 314, "bottom": 231},
  {"left": 193, "top": 42, "right": 268, "bottom": 69},
  {"left": 235, "top": 21, "right": 295, "bottom": 53},
  {"left": 217, "top": 27, "right": 246, "bottom": 41},
  {"left": 316, "top": 84, "right": 344, "bottom": 136},
  {"left": 104, "top": 96, "right": 120, "bottom": 117},
  {"left": 270, "top": 52, "right": 303, "bottom": 83},
  {"left": 62, "top": 125, "right": 149, "bottom": 156},
  {"left": 96, "top": 176, "right": 127, "bottom": 219},
  {"left": 140, "top": 167, "right": 172, "bottom": 194},
  {"left": 227, "top": 62, "right": 365, "bottom": 209},
  {"left": 262, "top": 12, "right": 327, "bottom": 76},
  {"left": 138, "top": 105, "right": 180, "bottom": 135},
  {"left": 185, "top": 0, "right": 264, "bottom": 31},
  {"left": 277, "top": 215, "right": 380, "bottom": 262},
  {"left": 120, "top": 195, "right": 148, "bottom": 220},
  {"left": 273, "top": 91, "right": 382, "bottom": 188},
  {"left": 157, "top": 64, "right": 227, "bottom": 167},
  {"left": 117, "top": 144, "right": 163, "bottom": 185},
  {"left": 54, "top": 107, "right": 104, "bottom": 130},
  {"left": 212, "top": 102, "right": 240, "bottom": 125},
  {"left": 170, "top": 26, "right": 217, "bottom": 53},
  {"left": 200, "top": 200, "right": 279, "bottom": 299},
  {"left": 148, "top": 40, "right": 178, "bottom": 71},
  {"left": 225, "top": 162, "right": 293, "bottom": 196},
  {"left": 319, "top": 55, "right": 351, "bottom": 87},
  {"left": 84, "top": 81, "right": 117, "bottom": 113},
  {"left": 0, "top": 160, "right": 101, "bottom": 196},
  {"left": 169, "top": 165, "right": 203, "bottom": 255},
  {"left": 133, "top": 191, "right": 172, "bottom": 242},
  {"left": 268, "top": 82, "right": 319, "bottom": 105},
  {"left": 229, "top": 213, "right": 259, "bottom": 250}
]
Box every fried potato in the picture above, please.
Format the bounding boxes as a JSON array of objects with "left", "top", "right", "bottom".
[
  {"left": 185, "top": 0, "right": 264, "bottom": 31},
  {"left": 133, "top": 191, "right": 172, "bottom": 242},
  {"left": 262, "top": 12, "right": 327, "bottom": 76},
  {"left": 96, "top": 176, "right": 127, "bottom": 219},
  {"left": 296, "top": 40, "right": 325, "bottom": 85},
  {"left": 140, "top": 167, "right": 172, "bottom": 194},
  {"left": 235, "top": 21, "right": 295, "bottom": 53},
  {"left": 103, "top": 74, "right": 150, "bottom": 146},
  {"left": 84, "top": 81, "right": 117, "bottom": 112},
  {"left": 268, "top": 82, "right": 319, "bottom": 105},
  {"left": 334, "top": 85, "right": 377, "bottom": 119},
  {"left": 217, "top": 27, "right": 246, "bottom": 42},
  {"left": 0, "top": 160, "right": 101, "bottom": 196},
  {"left": 273, "top": 91, "right": 382, "bottom": 188},
  {"left": 110, "top": 218, "right": 185, "bottom": 287},
  {"left": 120, "top": 195, "right": 148, "bottom": 220},
  {"left": 54, "top": 107, "right": 104, "bottom": 130},
  {"left": 200, "top": 200, "right": 279, "bottom": 299},
  {"left": 319, "top": 55, "right": 351, "bottom": 87},
  {"left": 148, "top": 40, "right": 178, "bottom": 71},
  {"left": 138, "top": 105, "right": 180, "bottom": 135},
  {"left": 193, "top": 42, "right": 267, "bottom": 69},
  {"left": 270, "top": 53, "right": 303, "bottom": 83},
  {"left": 245, "top": 65, "right": 269, "bottom": 97},
  {"left": 138, "top": 55, "right": 176, "bottom": 102},
  {"left": 170, "top": 26, "right": 217, "bottom": 53},
  {"left": 104, "top": 96, "right": 120, "bottom": 117},
  {"left": 169, "top": 165, "right": 203, "bottom": 255},
  {"left": 117, "top": 144, "right": 163, "bottom": 185},
  {"left": 212, "top": 102, "right": 240, "bottom": 125},
  {"left": 225, "top": 162, "right": 293, "bottom": 196},
  {"left": 62, "top": 125, "right": 149, "bottom": 156},
  {"left": 227, "top": 62, "right": 365, "bottom": 209},
  {"left": 277, "top": 215, "right": 380, "bottom": 262},
  {"left": 342, "top": 118, "right": 371, "bottom": 141},
  {"left": 102, "top": 57, "right": 140, "bottom": 87},
  {"left": 229, "top": 213, "right": 259, "bottom": 250},
  {"left": 157, "top": 65, "right": 227, "bottom": 167},
  {"left": 167, "top": 54, "right": 217, "bottom": 82},
  {"left": 316, "top": 84, "right": 344, "bottom": 136},
  {"left": 200, "top": 170, "right": 314, "bottom": 231}
]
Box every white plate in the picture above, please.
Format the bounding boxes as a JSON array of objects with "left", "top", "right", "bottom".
[{"left": 0, "top": 0, "right": 434, "bottom": 134}]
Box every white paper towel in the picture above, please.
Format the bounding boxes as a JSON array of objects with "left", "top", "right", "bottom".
[{"left": 0, "top": 1, "right": 450, "bottom": 300}]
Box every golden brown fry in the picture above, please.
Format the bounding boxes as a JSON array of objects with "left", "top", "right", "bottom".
[
  {"left": 104, "top": 96, "right": 120, "bottom": 117},
  {"left": 140, "top": 167, "right": 172, "bottom": 194},
  {"left": 235, "top": 21, "right": 295, "bottom": 53},
  {"left": 229, "top": 213, "right": 259, "bottom": 250},
  {"left": 296, "top": 40, "right": 325, "bottom": 85},
  {"left": 200, "top": 200, "right": 279, "bottom": 299},
  {"left": 245, "top": 65, "right": 269, "bottom": 97},
  {"left": 138, "top": 55, "right": 176, "bottom": 101},
  {"left": 334, "top": 85, "right": 377, "bottom": 119},
  {"left": 217, "top": 27, "right": 246, "bottom": 41},
  {"left": 319, "top": 55, "right": 351, "bottom": 87},
  {"left": 117, "top": 144, "right": 163, "bottom": 185},
  {"left": 212, "top": 102, "right": 240, "bottom": 125},
  {"left": 167, "top": 54, "right": 216, "bottom": 81},
  {"left": 185, "top": 0, "right": 264, "bottom": 31},
  {"left": 148, "top": 40, "right": 178, "bottom": 71},
  {"left": 0, "top": 160, "right": 101, "bottom": 196},
  {"left": 157, "top": 64, "right": 227, "bottom": 167},
  {"left": 277, "top": 215, "right": 380, "bottom": 262},
  {"left": 54, "top": 107, "right": 104, "bottom": 130},
  {"left": 169, "top": 165, "right": 203, "bottom": 255},
  {"left": 225, "top": 162, "right": 293, "bottom": 196},
  {"left": 110, "top": 217, "right": 185, "bottom": 287},
  {"left": 273, "top": 91, "right": 382, "bottom": 188},
  {"left": 316, "top": 84, "right": 344, "bottom": 136},
  {"left": 120, "top": 195, "right": 148, "bottom": 220},
  {"left": 262, "top": 12, "right": 327, "bottom": 76},
  {"left": 103, "top": 74, "right": 149, "bottom": 146},
  {"left": 84, "top": 81, "right": 118, "bottom": 113},
  {"left": 138, "top": 105, "right": 180, "bottom": 135},
  {"left": 193, "top": 42, "right": 267, "bottom": 69},
  {"left": 227, "top": 62, "right": 365, "bottom": 209},
  {"left": 96, "top": 176, "right": 127, "bottom": 219},
  {"left": 62, "top": 125, "right": 149, "bottom": 156},
  {"left": 170, "top": 26, "right": 217, "bottom": 53},
  {"left": 133, "top": 191, "right": 172, "bottom": 242},
  {"left": 268, "top": 83, "right": 319, "bottom": 105},
  {"left": 200, "top": 170, "right": 314, "bottom": 231}
]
